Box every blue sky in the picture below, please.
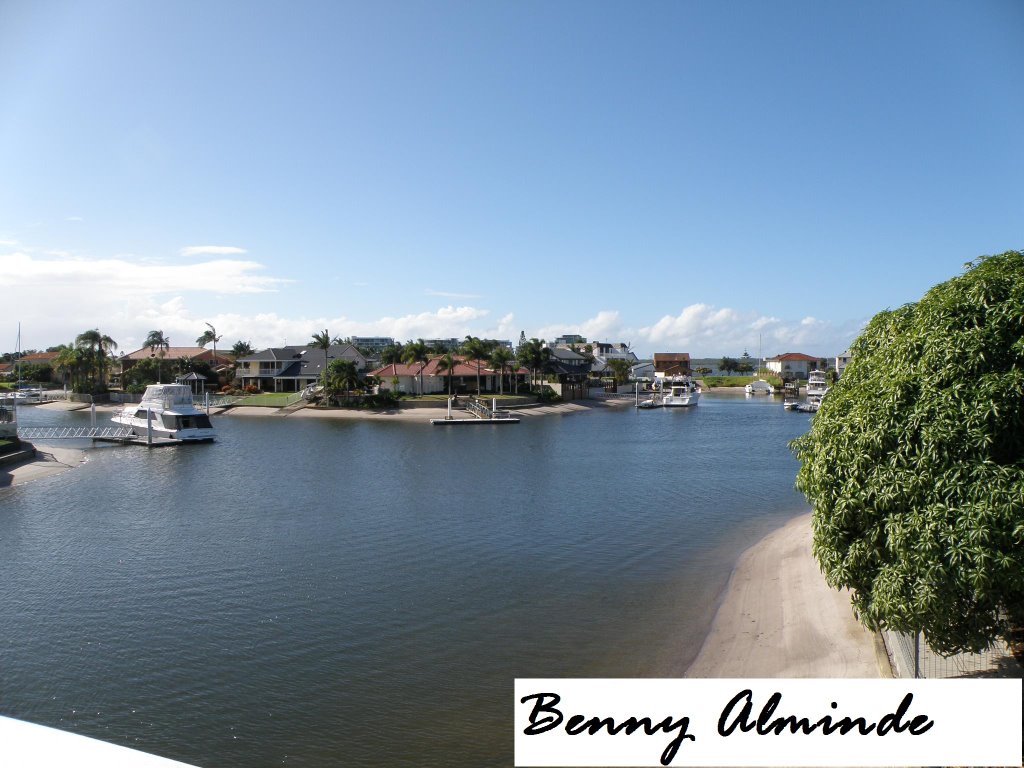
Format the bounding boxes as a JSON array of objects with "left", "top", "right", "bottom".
[{"left": 2, "top": 0, "right": 1022, "bottom": 357}]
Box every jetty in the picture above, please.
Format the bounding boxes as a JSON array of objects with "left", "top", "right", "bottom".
[{"left": 430, "top": 396, "right": 520, "bottom": 425}]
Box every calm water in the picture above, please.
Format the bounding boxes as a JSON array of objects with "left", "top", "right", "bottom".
[{"left": 1, "top": 395, "right": 811, "bottom": 766}]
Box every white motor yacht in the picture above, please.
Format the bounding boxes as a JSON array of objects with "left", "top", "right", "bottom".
[
  {"left": 661, "top": 376, "right": 700, "bottom": 407},
  {"left": 112, "top": 384, "right": 215, "bottom": 442},
  {"left": 806, "top": 370, "right": 829, "bottom": 400}
]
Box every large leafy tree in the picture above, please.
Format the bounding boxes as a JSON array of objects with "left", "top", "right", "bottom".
[{"left": 792, "top": 250, "right": 1024, "bottom": 654}]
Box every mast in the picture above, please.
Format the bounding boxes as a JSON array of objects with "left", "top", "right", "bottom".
[{"left": 15, "top": 322, "right": 21, "bottom": 389}]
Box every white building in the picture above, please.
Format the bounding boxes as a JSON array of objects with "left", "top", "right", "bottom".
[{"left": 835, "top": 349, "right": 853, "bottom": 378}]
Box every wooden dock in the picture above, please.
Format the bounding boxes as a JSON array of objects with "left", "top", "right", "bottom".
[{"left": 430, "top": 396, "right": 520, "bottom": 425}]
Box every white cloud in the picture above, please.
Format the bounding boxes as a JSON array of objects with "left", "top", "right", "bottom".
[
  {"left": 180, "top": 245, "right": 248, "bottom": 257},
  {"left": 0, "top": 251, "right": 287, "bottom": 295},
  {"left": 66, "top": 216, "right": 85, "bottom": 222},
  {"left": 535, "top": 310, "right": 627, "bottom": 344},
  {"left": 637, "top": 303, "right": 858, "bottom": 358},
  {"left": 425, "top": 288, "right": 483, "bottom": 300}
]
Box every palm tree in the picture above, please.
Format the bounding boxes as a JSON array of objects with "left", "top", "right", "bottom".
[
  {"left": 196, "top": 323, "right": 221, "bottom": 388},
  {"left": 97, "top": 333, "right": 118, "bottom": 388},
  {"left": 231, "top": 340, "right": 254, "bottom": 358},
  {"left": 73, "top": 329, "right": 118, "bottom": 390},
  {"left": 461, "top": 335, "right": 487, "bottom": 395},
  {"left": 435, "top": 352, "right": 458, "bottom": 396},
  {"left": 53, "top": 344, "right": 85, "bottom": 392},
  {"left": 74, "top": 329, "right": 101, "bottom": 389},
  {"left": 310, "top": 329, "right": 333, "bottom": 392},
  {"left": 327, "top": 358, "right": 360, "bottom": 405},
  {"left": 489, "top": 346, "right": 513, "bottom": 395},
  {"left": 380, "top": 343, "right": 404, "bottom": 365},
  {"left": 516, "top": 338, "right": 550, "bottom": 391},
  {"left": 145, "top": 330, "right": 170, "bottom": 382},
  {"left": 401, "top": 339, "right": 429, "bottom": 396}
]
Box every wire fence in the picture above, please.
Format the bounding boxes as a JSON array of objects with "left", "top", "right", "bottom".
[{"left": 883, "top": 630, "right": 1022, "bottom": 678}]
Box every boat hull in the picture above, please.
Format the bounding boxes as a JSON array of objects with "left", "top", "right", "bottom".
[{"left": 662, "top": 392, "right": 700, "bottom": 407}]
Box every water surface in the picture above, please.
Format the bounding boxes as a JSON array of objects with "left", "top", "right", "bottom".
[{"left": 0, "top": 395, "right": 811, "bottom": 766}]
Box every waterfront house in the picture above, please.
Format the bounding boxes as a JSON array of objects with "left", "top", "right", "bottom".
[
  {"left": 764, "top": 352, "right": 821, "bottom": 381},
  {"left": 116, "top": 346, "right": 234, "bottom": 388},
  {"left": 653, "top": 353, "right": 692, "bottom": 377},
  {"left": 371, "top": 356, "right": 529, "bottom": 395},
  {"left": 236, "top": 344, "right": 367, "bottom": 392},
  {"left": 545, "top": 346, "right": 591, "bottom": 400},
  {"left": 835, "top": 349, "right": 853, "bottom": 378}
]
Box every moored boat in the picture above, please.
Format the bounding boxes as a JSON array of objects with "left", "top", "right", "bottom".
[
  {"left": 744, "top": 379, "right": 774, "bottom": 395},
  {"left": 660, "top": 375, "right": 700, "bottom": 407},
  {"left": 112, "top": 384, "right": 215, "bottom": 442},
  {"left": 806, "top": 369, "right": 829, "bottom": 400}
]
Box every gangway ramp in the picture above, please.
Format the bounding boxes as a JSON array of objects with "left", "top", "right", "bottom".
[{"left": 18, "top": 426, "right": 134, "bottom": 440}]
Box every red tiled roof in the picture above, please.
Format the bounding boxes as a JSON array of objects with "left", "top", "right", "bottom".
[
  {"left": 123, "top": 346, "right": 231, "bottom": 363},
  {"left": 653, "top": 353, "right": 691, "bottom": 361},
  {"left": 371, "top": 356, "right": 527, "bottom": 378},
  {"left": 20, "top": 351, "right": 58, "bottom": 363}
]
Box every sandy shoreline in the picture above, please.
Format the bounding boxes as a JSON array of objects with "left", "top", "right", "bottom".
[
  {"left": 223, "top": 398, "right": 623, "bottom": 422},
  {"left": 686, "top": 513, "right": 885, "bottom": 678},
  {"left": 1, "top": 444, "right": 87, "bottom": 488}
]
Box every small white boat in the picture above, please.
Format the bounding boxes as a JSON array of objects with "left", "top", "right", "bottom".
[
  {"left": 661, "top": 376, "right": 700, "bottom": 407},
  {"left": 636, "top": 397, "right": 661, "bottom": 409},
  {"left": 745, "top": 379, "right": 774, "bottom": 395},
  {"left": 112, "top": 384, "right": 215, "bottom": 442}
]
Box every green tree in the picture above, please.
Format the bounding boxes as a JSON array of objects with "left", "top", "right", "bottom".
[
  {"left": 145, "top": 330, "right": 170, "bottom": 383},
  {"left": 74, "top": 329, "right": 117, "bottom": 390},
  {"left": 232, "top": 340, "right": 254, "bottom": 358},
  {"left": 327, "top": 358, "right": 360, "bottom": 404},
  {"left": 196, "top": 323, "right": 222, "bottom": 387},
  {"left": 607, "top": 358, "right": 632, "bottom": 385},
  {"left": 53, "top": 344, "right": 86, "bottom": 391},
  {"left": 792, "top": 250, "right": 1024, "bottom": 654},
  {"left": 461, "top": 335, "right": 487, "bottom": 395},
  {"left": 309, "top": 329, "right": 334, "bottom": 392},
  {"left": 489, "top": 346, "right": 513, "bottom": 395},
  {"left": 380, "top": 343, "right": 405, "bottom": 365},
  {"left": 516, "top": 338, "right": 550, "bottom": 391},
  {"left": 402, "top": 339, "right": 429, "bottom": 395},
  {"left": 719, "top": 357, "right": 739, "bottom": 375},
  {"left": 435, "top": 352, "right": 458, "bottom": 396}
]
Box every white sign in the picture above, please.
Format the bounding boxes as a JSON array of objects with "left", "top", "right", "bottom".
[{"left": 514, "top": 678, "right": 1022, "bottom": 766}]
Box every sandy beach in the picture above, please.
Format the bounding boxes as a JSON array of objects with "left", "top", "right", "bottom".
[
  {"left": 686, "top": 513, "right": 886, "bottom": 678},
  {"left": 1, "top": 444, "right": 87, "bottom": 488},
  {"left": 223, "top": 399, "right": 621, "bottom": 422}
]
